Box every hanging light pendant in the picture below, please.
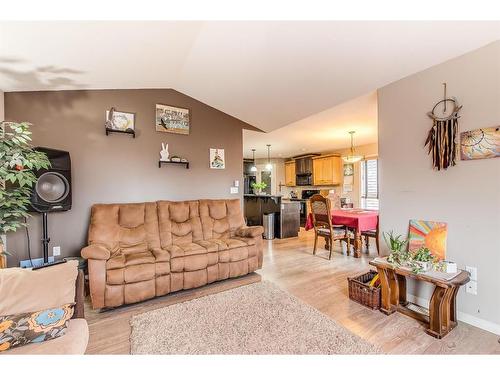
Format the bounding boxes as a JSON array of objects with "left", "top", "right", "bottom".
[
  {"left": 341, "top": 131, "right": 363, "bottom": 163},
  {"left": 250, "top": 149, "right": 257, "bottom": 172},
  {"left": 265, "top": 144, "right": 273, "bottom": 171}
]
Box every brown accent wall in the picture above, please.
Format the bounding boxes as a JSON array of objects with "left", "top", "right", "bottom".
[{"left": 4, "top": 89, "right": 257, "bottom": 266}]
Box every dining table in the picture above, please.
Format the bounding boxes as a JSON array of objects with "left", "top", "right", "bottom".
[{"left": 304, "top": 208, "right": 379, "bottom": 258}]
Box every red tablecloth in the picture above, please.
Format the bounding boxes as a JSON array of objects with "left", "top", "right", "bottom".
[{"left": 305, "top": 209, "right": 379, "bottom": 232}]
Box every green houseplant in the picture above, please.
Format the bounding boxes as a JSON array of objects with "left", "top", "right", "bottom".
[
  {"left": 0, "top": 121, "right": 50, "bottom": 268},
  {"left": 251, "top": 181, "right": 267, "bottom": 195},
  {"left": 383, "top": 230, "right": 409, "bottom": 267}
]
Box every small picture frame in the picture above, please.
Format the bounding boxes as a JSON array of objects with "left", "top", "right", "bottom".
[
  {"left": 105, "top": 109, "right": 135, "bottom": 132},
  {"left": 209, "top": 148, "right": 225, "bottom": 169},
  {"left": 156, "top": 104, "right": 190, "bottom": 135}
]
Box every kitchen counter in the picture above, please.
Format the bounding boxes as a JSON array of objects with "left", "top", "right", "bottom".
[{"left": 243, "top": 195, "right": 300, "bottom": 238}]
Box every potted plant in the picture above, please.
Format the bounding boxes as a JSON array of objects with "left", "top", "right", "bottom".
[
  {"left": 0, "top": 121, "right": 50, "bottom": 268},
  {"left": 410, "top": 247, "right": 434, "bottom": 272},
  {"left": 251, "top": 181, "right": 267, "bottom": 195},
  {"left": 383, "top": 230, "right": 409, "bottom": 267}
]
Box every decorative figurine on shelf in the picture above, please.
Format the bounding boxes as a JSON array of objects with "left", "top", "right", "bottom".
[
  {"left": 160, "top": 143, "right": 170, "bottom": 161},
  {"left": 105, "top": 107, "right": 115, "bottom": 129}
]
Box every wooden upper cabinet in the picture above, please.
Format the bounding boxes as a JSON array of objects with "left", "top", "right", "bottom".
[
  {"left": 312, "top": 155, "right": 341, "bottom": 186},
  {"left": 285, "top": 161, "right": 296, "bottom": 186}
]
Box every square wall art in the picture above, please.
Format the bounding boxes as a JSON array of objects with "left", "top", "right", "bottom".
[{"left": 408, "top": 219, "right": 448, "bottom": 260}]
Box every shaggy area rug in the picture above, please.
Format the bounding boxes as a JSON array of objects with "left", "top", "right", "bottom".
[{"left": 130, "top": 281, "right": 381, "bottom": 354}]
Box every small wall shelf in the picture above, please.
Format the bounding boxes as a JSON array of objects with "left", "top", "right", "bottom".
[
  {"left": 105, "top": 128, "right": 136, "bottom": 138},
  {"left": 158, "top": 160, "right": 190, "bottom": 169}
]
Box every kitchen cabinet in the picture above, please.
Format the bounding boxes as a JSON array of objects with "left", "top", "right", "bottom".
[
  {"left": 285, "top": 160, "right": 296, "bottom": 186},
  {"left": 312, "top": 154, "right": 342, "bottom": 186}
]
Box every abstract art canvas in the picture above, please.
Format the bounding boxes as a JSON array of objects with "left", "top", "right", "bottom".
[
  {"left": 460, "top": 126, "right": 499, "bottom": 160},
  {"left": 408, "top": 220, "right": 447, "bottom": 260}
]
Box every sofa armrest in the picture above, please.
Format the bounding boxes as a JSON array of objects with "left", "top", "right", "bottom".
[
  {"left": 81, "top": 244, "right": 110, "bottom": 260},
  {"left": 72, "top": 269, "right": 85, "bottom": 319},
  {"left": 235, "top": 226, "right": 264, "bottom": 238}
]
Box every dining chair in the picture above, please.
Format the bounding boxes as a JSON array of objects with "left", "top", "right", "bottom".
[
  {"left": 344, "top": 221, "right": 380, "bottom": 256},
  {"left": 362, "top": 221, "right": 380, "bottom": 255},
  {"left": 309, "top": 194, "right": 350, "bottom": 260}
]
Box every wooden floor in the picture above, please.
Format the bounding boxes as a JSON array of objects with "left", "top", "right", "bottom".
[{"left": 85, "top": 230, "right": 500, "bottom": 354}]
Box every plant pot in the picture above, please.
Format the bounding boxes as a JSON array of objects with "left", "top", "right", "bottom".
[{"left": 415, "top": 261, "right": 431, "bottom": 272}]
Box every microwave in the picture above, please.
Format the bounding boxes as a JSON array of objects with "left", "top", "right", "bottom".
[{"left": 296, "top": 174, "right": 312, "bottom": 186}]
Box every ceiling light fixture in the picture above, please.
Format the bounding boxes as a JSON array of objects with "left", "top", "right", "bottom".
[
  {"left": 250, "top": 149, "right": 257, "bottom": 172},
  {"left": 265, "top": 144, "right": 273, "bottom": 171},
  {"left": 341, "top": 131, "right": 363, "bottom": 163}
]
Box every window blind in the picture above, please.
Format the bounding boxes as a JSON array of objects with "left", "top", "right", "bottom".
[{"left": 361, "top": 159, "right": 379, "bottom": 210}]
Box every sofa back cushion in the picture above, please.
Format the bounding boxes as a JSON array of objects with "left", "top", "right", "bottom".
[
  {"left": 88, "top": 202, "right": 160, "bottom": 255},
  {"left": 157, "top": 200, "right": 203, "bottom": 247},
  {"left": 199, "top": 199, "right": 245, "bottom": 240},
  {"left": 0, "top": 260, "right": 78, "bottom": 316}
]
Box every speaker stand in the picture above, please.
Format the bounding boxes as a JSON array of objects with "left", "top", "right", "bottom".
[
  {"left": 41, "top": 212, "right": 50, "bottom": 263},
  {"left": 32, "top": 212, "right": 66, "bottom": 270}
]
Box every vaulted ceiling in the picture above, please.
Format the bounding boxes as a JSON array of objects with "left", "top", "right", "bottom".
[{"left": 1, "top": 21, "right": 499, "bottom": 142}]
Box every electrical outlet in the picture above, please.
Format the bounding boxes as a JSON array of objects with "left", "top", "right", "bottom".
[
  {"left": 466, "top": 266, "right": 477, "bottom": 281},
  {"left": 53, "top": 246, "right": 61, "bottom": 256},
  {"left": 234, "top": 180, "right": 239, "bottom": 187},
  {"left": 230, "top": 187, "right": 239, "bottom": 194},
  {"left": 466, "top": 280, "right": 477, "bottom": 295}
]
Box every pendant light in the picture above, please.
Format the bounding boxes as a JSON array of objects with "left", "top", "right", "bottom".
[
  {"left": 250, "top": 149, "right": 257, "bottom": 172},
  {"left": 341, "top": 131, "right": 363, "bottom": 163},
  {"left": 265, "top": 144, "right": 273, "bottom": 171}
]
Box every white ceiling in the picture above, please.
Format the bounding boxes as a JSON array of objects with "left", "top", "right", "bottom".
[
  {"left": 244, "top": 91, "right": 377, "bottom": 158},
  {"left": 0, "top": 21, "right": 499, "bottom": 135}
]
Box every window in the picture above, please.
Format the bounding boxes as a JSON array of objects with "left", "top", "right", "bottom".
[{"left": 361, "top": 158, "right": 379, "bottom": 210}]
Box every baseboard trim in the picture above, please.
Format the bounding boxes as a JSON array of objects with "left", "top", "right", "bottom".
[{"left": 407, "top": 294, "right": 500, "bottom": 335}]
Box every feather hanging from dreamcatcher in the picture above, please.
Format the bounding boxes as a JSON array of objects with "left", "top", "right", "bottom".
[{"left": 425, "top": 94, "right": 462, "bottom": 171}]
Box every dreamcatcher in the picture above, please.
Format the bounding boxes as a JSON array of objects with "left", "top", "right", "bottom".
[{"left": 425, "top": 83, "right": 462, "bottom": 170}]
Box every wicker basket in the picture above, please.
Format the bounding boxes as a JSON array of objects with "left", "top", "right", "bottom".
[{"left": 347, "top": 270, "right": 381, "bottom": 310}]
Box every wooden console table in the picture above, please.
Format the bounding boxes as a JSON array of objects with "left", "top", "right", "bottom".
[{"left": 369, "top": 257, "right": 470, "bottom": 339}]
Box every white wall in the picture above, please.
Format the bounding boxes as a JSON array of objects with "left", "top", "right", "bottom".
[{"left": 378, "top": 41, "right": 500, "bottom": 332}]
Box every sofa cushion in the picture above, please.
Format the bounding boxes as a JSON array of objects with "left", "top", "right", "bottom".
[
  {"left": 0, "top": 304, "right": 74, "bottom": 352},
  {"left": 106, "top": 252, "right": 155, "bottom": 270},
  {"left": 88, "top": 202, "right": 160, "bottom": 256},
  {"left": 166, "top": 242, "right": 207, "bottom": 259},
  {"left": 157, "top": 201, "right": 203, "bottom": 247},
  {"left": 0, "top": 260, "right": 78, "bottom": 316},
  {"left": 199, "top": 199, "right": 245, "bottom": 240},
  {"left": 208, "top": 238, "right": 251, "bottom": 250},
  {"left": 0, "top": 318, "right": 88, "bottom": 355}
]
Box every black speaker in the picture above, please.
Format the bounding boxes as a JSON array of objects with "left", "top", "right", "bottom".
[{"left": 29, "top": 147, "right": 72, "bottom": 213}]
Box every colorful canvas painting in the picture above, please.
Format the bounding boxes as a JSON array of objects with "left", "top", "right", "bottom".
[
  {"left": 408, "top": 220, "right": 447, "bottom": 260},
  {"left": 460, "top": 126, "right": 499, "bottom": 160},
  {"left": 155, "top": 104, "right": 190, "bottom": 135}
]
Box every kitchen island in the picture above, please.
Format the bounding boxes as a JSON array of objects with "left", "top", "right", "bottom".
[{"left": 243, "top": 194, "right": 300, "bottom": 238}]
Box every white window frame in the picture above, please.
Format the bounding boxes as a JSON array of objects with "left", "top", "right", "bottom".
[{"left": 360, "top": 157, "right": 379, "bottom": 210}]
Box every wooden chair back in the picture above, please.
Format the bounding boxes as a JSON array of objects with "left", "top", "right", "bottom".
[{"left": 310, "top": 194, "right": 333, "bottom": 231}]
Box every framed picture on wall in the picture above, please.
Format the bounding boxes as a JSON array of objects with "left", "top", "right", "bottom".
[
  {"left": 155, "top": 104, "right": 190, "bottom": 135},
  {"left": 460, "top": 126, "right": 499, "bottom": 160},
  {"left": 105, "top": 109, "right": 135, "bottom": 132},
  {"left": 209, "top": 148, "right": 225, "bottom": 169}
]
